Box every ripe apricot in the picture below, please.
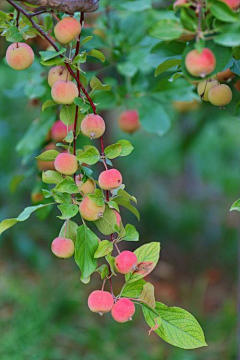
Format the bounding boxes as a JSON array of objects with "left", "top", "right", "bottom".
[
  {"left": 197, "top": 79, "right": 219, "bottom": 101},
  {"left": 98, "top": 169, "right": 122, "bottom": 190},
  {"left": 75, "top": 174, "right": 96, "bottom": 195},
  {"left": 185, "top": 48, "right": 216, "bottom": 77},
  {"left": 54, "top": 153, "right": 78, "bottom": 175},
  {"left": 51, "top": 237, "right": 75, "bottom": 258},
  {"left": 111, "top": 298, "right": 135, "bottom": 323},
  {"left": 215, "top": 68, "right": 235, "bottom": 83},
  {"left": 48, "top": 66, "right": 72, "bottom": 87},
  {"left": 79, "top": 196, "right": 105, "bottom": 221},
  {"left": 51, "top": 120, "right": 74, "bottom": 142},
  {"left": 81, "top": 114, "right": 106, "bottom": 139},
  {"left": 88, "top": 290, "right": 114, "bottom": 314},
  {"left": 54, "top": 17, "right": 81, "bottom": 44},
  {"left": 118, "top": 110, "right": 140, "bottom": 134},
  {"left": 6, "top": 42, "right": 34, "bottom": 70},
  {"left": 51, "top": 80, "right": 78, "bottom": 105},
  {"left": 115, "top": 250, "right": 138, "bottom": 274},
  {"left": 208, "top": 84, "right": 232, "bottom": 106}
]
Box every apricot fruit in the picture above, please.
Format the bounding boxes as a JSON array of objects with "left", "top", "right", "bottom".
[
  {"left": 51, "top": 80, "right": 78, "bottom": 105},
  {"left": 185, "top": 48, "right": 216, "bottom": 77},
  {"left": 75, "top": 174, "right": 96, "bottom": 195},
  {"left": 88, "top": 290, "right": 114, "bottom": 314},
  {"left": 54, "top": 153, "right": 78, "bottom": 175},
  {"left": 98, "top": 169, "right": 122, "bottom": 190},
  {"left": 208, "top": 84, "right": 232, "bottom": 106},
  {"left": 113, "top": 210, "right": 121, "bottom": 227},
  {"left": 220, "top": 0, "right": 240, "bottom": 9},
  {"left": 48, "top": 66, "right": 72, "bottom": 87},
  {"left": 115, "top": 250, "right": 138, "bottom": 274},
  {"left": 54, "top": 17, "right": 82, "bottom": 44},
  {"left": 51, "top": 120, "right": 74, "bottom": 142},
  {"left": 197, "top": 79, "right": 219, "bottom": 101},
  {"left": 118, "top": 110, "right": 140, "bottom": 134},
  {"left": 79, "top": 196, "right": 105, "bottom": 221},
  {"left": 215, "top": 68, "right": 235, "bottom": 83},
  {"left": 81, "top": 114, "right": 106, "bottom": 139},
  {"left": 111, "top": 298, "right": 135, "bottom": 323},
  {"left": 51, "top": 237, "right": 75, "bottom": 258},
  {"left": 6, "top": 42, "right": 34, "bottom": 70}
]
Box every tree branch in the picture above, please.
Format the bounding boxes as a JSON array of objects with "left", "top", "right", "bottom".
[{"left": 13, "top": 0, "right": 99, "bottom": 14}]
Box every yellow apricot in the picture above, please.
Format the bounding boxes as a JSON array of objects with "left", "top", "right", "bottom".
[
  {"left": 197, "top": 79, "right": 219, "bottom": 101},
  {"left": 79, "top": 197, "right": 105, "bottom": 221},
  {"left": 75, "top": 175, "right": 96, "bottom": 195},
  {"left": 51, "top": 80, "right": 78, "bottom": 105},
  {"left": 48, "top": 66, "right": 72, "bottom": 87},
  {"left": 208, "top": 84, "right": 232, "bottom": 106}
]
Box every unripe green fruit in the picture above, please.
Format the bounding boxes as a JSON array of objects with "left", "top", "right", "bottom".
[
  {"left": 208, "top": 84, "right": 232, "bottom": 106},
  {"left": 54, "top": 17, "right": 82, "bottom": 44},
  {"left": 185, "top": 48, "right": 216, "bottom": 77},
  {"left": 88, "top": 290, "right": 114, "bottom": 314},
  {"left": 197, "top": 79, "right": 219, "bottom": 101},
  {"left": 81, "top": 114, "right": 106, "bottom": 139},
  {"left": 111, "top": 298, "right": 135, "bottom": 323},
  {"left": 98, "top": 169, "right": 123, "bottom": 190},
  {"left": 6, "top": 42, "right": 34, "bottom": 70},
  {"left": 51, "top": 80, "right": 78, "bottom": 105},
  {"left": 54, "top": 153, "right": 78, "bottom": 175},
  {"left": 75, "top": 174, "right": 96, "bottom": 195},
  {"left": 51, "top": 237, "right": 75, "bottom": 258},
  {"left": 48, "top": 66, "right": 72, "bottom": 87},
  {"left": 79, "top": 196, "right": 105, "bottom": 221},
  {"left": 115, "top": 250, "right": 138, "bottom": 274}
]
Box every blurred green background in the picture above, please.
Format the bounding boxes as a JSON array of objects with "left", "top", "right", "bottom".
[{"left": 0, "top": 7, "right": 239, "bottom": 360}]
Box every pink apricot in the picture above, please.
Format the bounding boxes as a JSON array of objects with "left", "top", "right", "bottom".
[
  {"left": 220, "top": 0, "right": 240, "bottom": 9},
  {"left": 185, "top": 48, "right": 216, "bottom": 77},
  {"left": 208, "top": 84, "right": 232, "bottom": 106},
  {"left": 75, "top": 174, "right": 96, "bottom": 195},
  {"left": 118, "top": 110, "right": 140, "bottom": 134},
  {"left": 79, "top": 196, "right": 105, "bottom": 221},
  {"left": 88, "top": 290, "right": 114, "bottom": 314},
  {"left": 98, "top": 169, "right": 123, "bottom": 190},
  {"left": 115, "top": 250, "right": 137, "bottom": 274},
  {"left": 215, "top": 68, "right": 235, "bottom": 83},
  {"left": 51, "top": 120, "right": 74, "bottom": 142},
  {"left": 51, "top": 237, "right": 75, "bottom": 258},
  {"left": 111, "top": 298, "right": 135, "bottom": 323},
  {"left": 173, "top": 0, "right": 188, "bottom": 8},
  {"left": 81, "top": 114, "right": 106, "bottom": 139},
  {"left": 51, "top": 80, "right": 78, "bottom": 105},
  {"left": 54, "top": 17, "right": 81, "bottom": 44},
  {"left": 48, "top": 66, "right": 72, "bottom": 87},
  {"left": 6, "top": 42, "right": 34, "bottom": 70},
  {"left": 54, "top": 153, "right": 78, "bottom": 175}
]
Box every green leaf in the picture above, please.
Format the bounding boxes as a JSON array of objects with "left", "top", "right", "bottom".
[
  {"left": 39, "top": 48, "right": 66, "bottom": 61},
  {"left": 150, "top": 20, "right": 184, "bottom": 41},
  {"left": 94, "top": 206, "right": 117, "bottom": 235},
  {"left": 60, "top": 104, "right": 76, "bottom": 126},
  {"left": 125, "top": 242, "right": 160, "bottom": 284},
  {"left": 105, "top": 144, "right": 122, "bottom": 159},
  {"left": 88, "top": 49, "right": 105, "bottom": 63},
  {"left": 105, "top": 254, "right": 117, "bottom": 276},
  {"left": 63, "top": 130, "right": 74, "bottom": 143},
  {"left": 36, "top": 150, "right": 59, "bottom": 161},
  {"left": 120, "top": 0, "right": 152, "bottom": 12},
  {"left": 59, "top": 220, "right": 78, "bottom": 242},
  {"left": 72, "top": 52, "right": 87, "bottom": 64},
  {"left": 0, "top": 203, "right": 54, "bottom": 235},
  {"left": 77, "top": 146, "right": 100, "bottom": 165},
  {"left": 81, "top": 35, "right": 93, "bottom": 46},
  {"left": 208, "top": 0, "right": 238, "bottom": 23},
  {"left": 55, "top": 177, "right": 79, "bottom": 194},
  {"left": 230, "top": 199, "right": 240, "bottom": 212},
  {"left": 96, "top": 264, "right": 109, "bottom": 280},
  {"left": 90, "top": 76, "right": 111, "bottom": 92},
  {"left": 114, "top": 189, "right": 140, "bottom": 221},
  {"left": 51, "top": 191, "right": 71, "bottom": 204},
  {"left": 75, "top": 224, "right": 99, "bottom": 279},
  {"left": 122, "top": 224, "right": 139, "bottom": 242},
  {"left": 117, "top": 140, "right": 134, "bottom": 156},
  {"left": 94, "top": 240, "right": 113, "bottom": 258},
  {"left": 142, "top": 302, "right": 207, "bottom": 349},
  {"left": 215, "top": 23, "right": 240, "bottom": 47},
  {"left": 139, "top": 282, "right": 156, "bottom": 308},
  {"left": 117, "top": 62, "right": 138, "bottom": 78},
  {"left": 42, "top": 100, "right": 57, "bottom": 112},
  {"left": 155, "top": 59, "right": 181, "bottom": 77},
  {"left": 88, "top": 189, "right": 105, "bottom": 206},
  {"left": 42, "top": 171, "right": 63, "bottom": 185},
  {"left": 107, "top": 200, "right": 119, "bottom": 212},
  {"left": 121, "top": 279, "right": 146, "bottom": 298},
  {"left": 5, "top": 25, "right": 23, "bottom": 42},
  {"left": 58, "top": 204, "right": 79, "bottom": 220}
]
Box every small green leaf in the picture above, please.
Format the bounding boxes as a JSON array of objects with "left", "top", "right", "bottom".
[
  {"left": 88, "top": 189, "right": 105, "bottom": 206},
  {"left": 39, "top": 48, "right": 66, "bottom": 61},
  {"left": 114, "top": 189, "right": 140, "bottom": 221},
  {"left": 139, "top": 282, "right": 156, "bottom": 308},
  {"left": 94, "top": 240, "right": 113, "bottom": 258},
  {"left": 150, "top": 20, "right": 184, "bottom": 41},
  {"left": 42, "top": 171, "right": 63, "bottom": 185},
  {"left": 63, "top": 131, "right": 74, "bottom": 143},
  {"left": 97, "top": 264, "right": 109, "bottom": 280},
  {"left": 36, "top": 150, "right": 59, "bottom": 161},
  {"left": 117, "top": 140, "right": 134, "bottom": 156},
  {"left": 60, "top": 104, "right": 76, "bottom": 126},
  {"left": 155, "top": 59, "right": 181, "bottom": 77},
  {"left": 230, "top": 199, "right": 240, "bottom": 212},
  {"left": 90, "top": 76, "right": 111, "bottom": 92},
  {"left": 58, "top": 204, "right": 79, "bottom": 220},
  {"left": 121, "top": 279, "right": 146, "bottom": 298},
  {"left": 107, "top": 201, "right": 119, "bottom": 212},
  {"left": 105, "top": 143, "right": 122, "bottom": 159},
  {"left": 81, "top": 36, "right": 93, "bottom": 46},
  {"left": 42, "top": 100, "right": 57, "bottom": 111},
  {"left": 106, "top": 254, "right": 117, "bottom": 275},
  {"left": 88, "top": 49, "right": 105, "bottom": 63},
  {"left": 55, "top": 177, "right": 79, "bottom": 194},
  {"left": 94, "top": 206, "right": 117, "bottom": 236},
  {"left": 77, "top": 146, "right": 100, "bottom": 165},
  {"left": 75, "top": 224, "right": 99, "bottom": 279},
  {"left": 72, "top": 52, "right": 87, "bottom": 64},
  {"left": 208, "top": 0, "right": 238, "bottom": 23},
  {"left": 59, "top": 220, "right": 78, "bottom": 242},
  {"left": 122, "top": 224, "right": 139, "bottom": 242}
]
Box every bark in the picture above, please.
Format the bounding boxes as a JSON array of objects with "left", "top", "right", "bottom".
[{"left": 14, "top": 0, "right": 99, "bottom": 13}]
